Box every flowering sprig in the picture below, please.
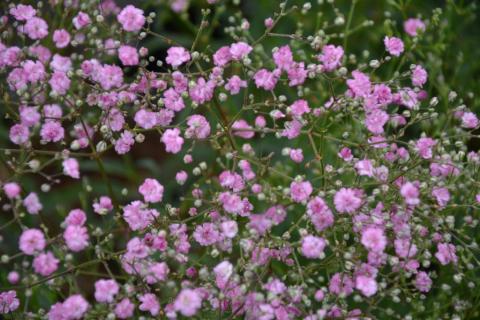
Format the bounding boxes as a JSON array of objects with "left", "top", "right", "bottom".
[{"left": 0, "top": 0, "right": 479, "bottom": 319}]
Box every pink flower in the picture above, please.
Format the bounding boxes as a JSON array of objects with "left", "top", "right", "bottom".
[
  {"left": 23, "top": 192, "right": 42, "bottom": 214},
  {"left": 49, "top": 71, "right": 71, "bottom": 95},
  {"left": 347, "top": 70, "right": 371, "bottom": 98},
  {"left": 307, "top": 196, "right": 334, "bottom": 232},
  {"left": 301, "top": 235, "right": 326, "bottom": 259},
  {"left": 40, "top": 121, "right": 64, "bottom": 143},
  {"left": 185, "top": 115, "right": 211, "bottom": 139},
  {"left": 94, "top": 279, "right": 119, "bottom": 303},
  {"left": 355, "top": 159, "right": 375, "bottom": 177},
  {"left": 401, "top": 181, "right": 420, "bottom": 206},
  {"left": 461, "top": 112, "right": 479, "bottom": 129},
  {"left": 435, "top": 243, "right": 458, "bottom": 265},
  {"left": 98, "top": 64, "right": 123, "bottom": 90},
  {"left": 161, "top": 128, "right": 184, "bottom": 153},
  {"left": 117, "top": 5, "right": 145, "bottom": 32},
  {"left": 145, "top": 262, "right": 169, "bottom": 284},
  {"left": 22, "top": 61, "right": 46, "bottom": 83},
  {"left": 432, "top": 187, "right": 450, "bottom": 207},
  {"left": 273, "top": 45, "right": 293, "bottom": 70},
  {"left": 355, "top": 275, "right": 378, "bottom": 297},
  {"left": 73, "top": 12, "right": 91, "bottom": 29},
  {"left": 65, "top": 209, "right": 87, "bottom": 226},
  {"left": 287, "top": 62, "right": 307, "bottom": 86},
  {"left": 23, "top": 17, "right": 49, "bottom": 40},
  {"left": 64, "top": 225, "right": 89, "bottom": 252},
  {"left": 7, "top": 272, "right": 20, "bottom": 284},
  {"left": 229, "top": 41, "right": 252, "bottom": 60},
  {"left": 63, "top": 158, "right": 80, "bottom": 179},
  {"left": 53, "top": 29, "right": 71, "bottom": 48},
  {"left": 411, "top": 65, "right": 427, "bottom": 87},
  {"left": 0, "top": 290, "right": 20, "bottom": 314},
  {"left": 174, "top": 289, "right": 202, "bottom": 317},
  {"left": 290, "top": 180, "right": 313, "bottom": 203},
  {"left": 334, "top": 188, "right": 363, "bottom": 213},
  {"left": 329, "top": 273, "right": 354, "bottom": 296},
  {"left": 93, "top": 196, "right": 113, "bottom": 214},
  {"left": 118, "top": 45, "right": 139, "bottom": 66},
  {"left": 289, "top": 148, "right": 304, "bottom": 163},
  {"left": 33, "top": 251, "right": 59, "bottom": 276},
  {"left": 404, "top": 18, "right": 425, "bottom": 37},
  {"left": 193, "top": 223, "right": 221, "bottom": 246},
  {"left": 115, "top": 131, "right": 135, "bottom": 154},
  {"left": 176, "top": 171, "right": 188, "bottom": 185},
  {"left": 166, "top": 46, "right": 191, "bottom": 67},
  {"left": 115, "top": 298, "right": 135, "bottom": 319},
  {"left": 61, "top": 295, "right": 89, "bottom": 319},
  {"left": 20, "top": 106, "right": 41, "bottom": 127},
  {"left": 225, "top": 75, "right": 247, "bottom": 95},
  {"left": 338, "top": 147, "right": 353, "bottom": 161},
  {"left": 10, "top": 4, "right": 36, "bottom": 21},
  {"left": 361, "top": 227, "right": 387, "bottom": 252},
  {"left": 415, "top": 137, "right": 436, "bottom": 159},
  {"left": 415, "top": 271, "right": 432, "bottom": 292},
  {"left": 318, "top": 44, "right": 344, "bottom": 71},
  {"left": 139, "top": 293, "right": 160, "bottom": 316},
  {"left": 384, "top": 36, "right": 404, "bottom": 56},
  {"left": 3, "top": 182, "right": 20, "bottom": 199},
  {"left": 19, "top": 228, "right": 46, "bottom": 255},
  {"left": 139, "top": 178, "right": 164, "bottom": 203},
  {"left": 214, "top": 260, "right": 233, "bottom": 289},
  {"left": 213, "top": 46, "right": 232, "bottom": 66},
  {"left": 9, "top": 124, "right": 29, "bottom": 145},
  {"left": 254, "top": 68, "right": 280, "bottom": 90},
  {"left": 365, "top": 110, "right": 389, "bottom": 134},
  {"left": 189, "top": 77, "right": 215, "bottom": 104},
  {"left": 123, "top": 200, "right": 159, "bottom": 231},
  {"left": 232, "top": 119, "right": 255, "bottom": 139},
  {"left": 290, "top": 99, "right": 310, "bottom": 117}
]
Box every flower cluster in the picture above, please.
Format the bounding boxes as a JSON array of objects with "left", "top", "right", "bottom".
[{"left": 0, "top": 0, "right": 479, "bottom": 319}]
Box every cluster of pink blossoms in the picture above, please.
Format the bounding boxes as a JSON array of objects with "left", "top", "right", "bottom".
[{"left": 0, "top": 0, "right": 479, "bottom": 319}]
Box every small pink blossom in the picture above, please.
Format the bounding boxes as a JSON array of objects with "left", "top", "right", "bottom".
[
  {"left": 19, "top": 228, "right": 46, "bottom": 255},
  {"left": 117, "top": 5, "right": 145, "bottom": 32},
  {"left": 33, "top": 251, "right": 59, "bottom": 276},
  {"left": 334, "top": 188, "right": 363, "bottom": 214},
  {"left": 174, "top": 288, "right": 202, "bottom": 317},
  {"left": 139, "top": 293, "right": 160, "bottom": 316},
  {"left": 118, "top": 45, "right": 139, "bottom": 66},
  {"left": 301, "top": 235, "right": 326, "bottom": 259},
  {"left": 166, "top": 46, "right": 191, "bottom": 67},
  {"left": 161, "top": 128, "right": 184, "bottom": 154},
  {"left": 63, "top": 158, "right": 80, "bottom": 179},
  {"left": 361, "top": 227, "right": 387, "bottom": 253},
  {"left": 94, "top": 279, "right": 119, "bottom": 303},
  {"left": 404, "top": 18, "right": 425, "bottom": 37},
  {"left": 384, "top": 36, "right": 404, "bottom": 56},
  {"left": 53, "top": 29, "right": 71, "bottom": 48},
  {"left": 139, "top": 178, "right": 164, "bottom": 203}
]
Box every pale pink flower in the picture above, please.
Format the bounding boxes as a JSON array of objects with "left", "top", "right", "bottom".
[
  {"left": 384, "top": 36, "right": 404, "bottom": 56},
  {"left": 94, "top": 279, "right": 119, "bottom": 303},
  {"left": 117, "top": 5, "right": 145, "bottom": 32},
  {"left": 161, "top": 128, "right": 184, "bottom": 154},
  {"left": 19, "top": 228, "right": 46, "bottom": 255},
  {"left": 63, "top": 158, "right": 80, "bottom": 179},
  {"left": 139, "top": 178, "right": 164, "bottom": 203},
  {"left": 166, "top": 46, "right": 191, "bottom": 67},
  {"left": 174, "top": 289, "right": 202, "bottom": 317}
]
